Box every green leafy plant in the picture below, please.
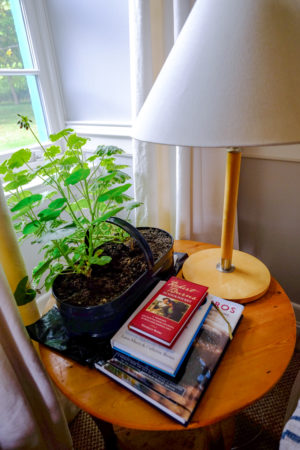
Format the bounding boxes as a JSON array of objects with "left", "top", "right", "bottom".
[
  {"left": 0, "top": 115, "right": 141, "bottom": 291},
  {"left": 14, "top": 276, "right": 37, "bottom": 306}
]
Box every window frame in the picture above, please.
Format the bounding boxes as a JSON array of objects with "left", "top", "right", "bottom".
[{"left": 0, "top": 0, "right": 65, "bottom": 163}]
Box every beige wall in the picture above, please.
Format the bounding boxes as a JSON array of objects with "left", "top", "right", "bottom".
[{"left": 238, "top": 157, "right": 300, "bottom": 304}]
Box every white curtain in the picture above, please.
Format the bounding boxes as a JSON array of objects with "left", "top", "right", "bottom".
[
  {"left": 0, "top": 183, "right": 73, "bottom": 449},
  {"left": 129, "top": 0, "right": 239, "bottom": 247},
  {"left": 0, "top": 266, "right": 73, "bottom": 449}
]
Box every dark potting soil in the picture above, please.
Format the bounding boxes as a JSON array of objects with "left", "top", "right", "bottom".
[{"left": 54, "top": 228, "right": 173, "bottom": 307}]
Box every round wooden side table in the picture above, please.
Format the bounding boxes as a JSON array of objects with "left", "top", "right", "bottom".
[{"left": 40, "top": 241, "right": 296, "bottom": 449}]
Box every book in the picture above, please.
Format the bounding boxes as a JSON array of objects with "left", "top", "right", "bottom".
[
  {"left": 128, "top": 276, "right": 208, "bottom": 347},
  {"left": 111, "top": 281, "right": 212, "bottom": 377},
  {"left": 95, "top": 294, "right": 244, "bottom": 426}
]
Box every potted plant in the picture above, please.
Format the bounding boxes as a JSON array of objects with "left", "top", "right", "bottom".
[{"left": 1, "top": 115, "right": 173, "bottom": 338}]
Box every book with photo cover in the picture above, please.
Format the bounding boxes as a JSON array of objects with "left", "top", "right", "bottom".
[
  {"left": 128, "top": 276, "right": 208, "bottom": 347},
  {"left": 111, "top": 281, "right": 212, "bottom": 377},
  {"left": 95, "top": 294, "right": 244, "bottom": 426}
]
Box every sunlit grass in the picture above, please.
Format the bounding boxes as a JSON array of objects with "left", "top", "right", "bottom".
[{"left": 0, "top": 103, "right": 40, "bottom": 152}]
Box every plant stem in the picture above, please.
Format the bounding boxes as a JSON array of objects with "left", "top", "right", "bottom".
[{"left": 53, "top": 240, "right": 74, "bottom": 268}]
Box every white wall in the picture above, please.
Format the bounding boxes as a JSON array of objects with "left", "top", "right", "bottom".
[
  {"left": 45, "top": 0, "right": 132, "bottom": 125},
  {"left": 238, "top": 156, "right": 300, "bottom": 304}
]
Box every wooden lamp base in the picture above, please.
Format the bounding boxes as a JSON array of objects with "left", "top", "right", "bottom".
[{"left": 182, "top": 248, "right": 271, "bottom": 304}]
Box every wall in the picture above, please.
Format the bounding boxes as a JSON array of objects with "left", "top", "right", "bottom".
[
  {"left": 238, "top": 156, "right": 300, "bottom": 305},
  {"left": 23, "top": 2, "right": 300, "bottom": 315},
  {"left": 44, "top": 0, "right": 132, "bottom": 125}
]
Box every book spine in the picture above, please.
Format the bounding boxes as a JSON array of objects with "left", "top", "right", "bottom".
[
  {"left": 97, "top": 298, "right": 244, "bottom": 426},
  {"left": 172, "top": 302, "right": 212, "bottom": 376},
  {"left": 96, "top": 362, "right": 190, "bottom": 425},
  {"left": 112, "top": 301, "right": 212, "bottom": 377},
  {"left": 111, "top": 345, "right": 174, "bottom": 376},
  {"left": 105, "top": 354, "right": 189, "bottom": 407}
]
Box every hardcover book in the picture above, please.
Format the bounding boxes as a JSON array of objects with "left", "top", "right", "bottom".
[
  {"left": 128, "top": 276, "right": 208, "bottom": 347},
  {"left": 111, "top": 281, "right": 212, "bottom": 377},
  {"left": 95, "top": 294, "right": 244, "bottom": 426}
]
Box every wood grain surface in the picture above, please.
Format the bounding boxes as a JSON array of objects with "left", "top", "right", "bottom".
[{"left": 40, "top": 241, "right": 296, "bottom": 431}]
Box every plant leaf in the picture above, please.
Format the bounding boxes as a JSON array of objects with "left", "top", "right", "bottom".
[
  {"left": 44, "top": 145, "right": 61, "bottom": 159},
  {"left": 23, "top": 220, "right": 41, "bottom": 235},
  {"left": 8, "top": 149, "right": 31, "bottom": 169},
  {"left": 60, "top": 156, "right": 78, "bottom": 166},
  {"left": 97, "top": 172, "right": 117, "bottom": 183},
  {"left": 13, "top": 222, "right": 23, "bottom": 232},
  {"left": 97, "top": 184, "right": 131, "bottom": 203},
  {"left": 7, "top": 191, "right": 31, "bottom": 206},
  {"left": 38, "top": 208, "right": 63, "bottom": 221},
  {"left": 92, "top": 207, "right": 124, "bottom": 225},
  {"left": 14, "top": 276, "right": 36, "bottom": 306},
  {"left": 39, "top": 224, "right": 77, "bottom": 243},
  {"left": 49, "top": 128, "right": 74, "bottom": 142},
  {"left": 4, "top": 173, "right": 34, "bottom": 191},
  {"left": 115, "top": 194, "right": 132, "bottom": 204},
  {"left": 44, "top": 191, "right": 57, "bottom": 201},
  {"left": 68, "top": 198, "right": 89, "bottom": 211},
  {"left": 125, "top": 201, "right": 143, "bottom": 211},
  {"left": 114, "top": 164, "right": 129, "bottom": 170},
  {"left": 48, "top": 198, "right": 67, "bottom": 209},
  {"left": 67, "top": 134, "right": 88, "bottom": 149},
  {"left": 64, "top": 168, "right": 90, "bottom": 186},
  {"left": 86, "top": 155, "right": 98, "bottom": 162},
  {"left": 112, "top": 170, "right": 130, "bottom": 183},
  {"left": 96, "top": 145, "right": 124, "bottom": 157},
  {"left": 90, "top": 255, "right": 112, "bottom": 266},
  {"left": 32, "top": 260, "right": 52, "bottom": 280},
  {"left": 44, "top": 272, "right": 58, "bottom": 291},
  {"left": 10, "top": 194, "right": 43, "bottom": 212},
  {"left": 12, "top": 206, "right": 32, "bottom": 220},
  {"left": 0, "top": 161, "right": 8, "bottom": 174}
]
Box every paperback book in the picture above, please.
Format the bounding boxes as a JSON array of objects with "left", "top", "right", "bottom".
[
  {"left": 128, "top": 276, "right": 208, "bottom": 347},
  {"left": 95, "top": 294, "right": 244, "bottom": 426},
  {"left": 111, "top": 281, "right": 212, "bottom": 377}
]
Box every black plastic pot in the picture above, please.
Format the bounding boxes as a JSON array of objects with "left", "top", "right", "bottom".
[
  {"left": 53, "top": 217, "right": 174, "bottom": 339},
  {"left": 137, "top": 226, "right": 174, "bottom": 275}
]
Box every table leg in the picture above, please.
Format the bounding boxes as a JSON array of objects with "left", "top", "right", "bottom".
[
  {"left": 93, "top": 417, "right": 235, "bottom": 450},
  {"left": 91, "top": 416, "right": 119, "bottom": 450},
  {"left": 206, "top": 417, "right": 235, "bottom": 450}
]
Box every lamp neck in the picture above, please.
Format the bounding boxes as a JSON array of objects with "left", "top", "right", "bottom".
[{"left": 217, "top": 148, "right": 242, "bottom": 273}]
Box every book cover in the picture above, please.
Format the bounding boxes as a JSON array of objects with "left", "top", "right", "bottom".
[
  {"left": 128, "top": 276, "right": 208, "bottom": 347},
  {"left": 95, "top": 294, "right": 244, "bottom": 426},
  {"left": 111, "top": 281, "right": 212, "bottom": 377}
]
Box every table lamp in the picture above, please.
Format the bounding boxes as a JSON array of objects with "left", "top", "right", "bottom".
[{"left": 132, "top": 0, "right": 300, "bottom": 303}]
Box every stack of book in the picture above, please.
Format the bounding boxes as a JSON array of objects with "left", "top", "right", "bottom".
[{"left": 95, "top": 276, "right": 244, "bottom": 426}]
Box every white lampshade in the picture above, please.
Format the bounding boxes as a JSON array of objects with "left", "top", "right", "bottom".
[
  {"left": 133, "top": 0, "right": 300, "bottom": 148},
  {"left": 133, "top": 0, "right": 300, "bottom": 303}
]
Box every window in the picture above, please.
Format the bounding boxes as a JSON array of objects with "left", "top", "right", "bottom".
[
  {"left": 45, "top": 0, "right": 131, "bottom": 125},
  {"left": 0, "top": 0, "right": 46, "bottom": 152},
  {"left": 44, "top": 0, "right": 133, "bottom": 154},
  {"left": 0, "top": 0, "right": 64, "bottom": 158}
]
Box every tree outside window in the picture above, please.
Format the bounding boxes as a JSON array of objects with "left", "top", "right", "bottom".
[{"left": 0, "top": 0, "right": 47, "bottom": 153}]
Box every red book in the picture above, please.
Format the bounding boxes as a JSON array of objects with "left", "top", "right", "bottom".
[{"left": 128, "top": 277, "right": 208, "bottom": 347}]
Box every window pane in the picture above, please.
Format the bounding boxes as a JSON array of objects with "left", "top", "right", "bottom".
[
  {"left": 0, "top": 0, "right": 33, "bottom": 69},
  {"left": 46, "top": 0, "right": 131, "bottom": 123},
  {"left": 0, "top": 75, "right": 47, "bottom": 152}
]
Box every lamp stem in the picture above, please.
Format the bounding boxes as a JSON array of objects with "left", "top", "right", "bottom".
[{"left": 218, "top": 148, "right": 242, "bottom": 272}]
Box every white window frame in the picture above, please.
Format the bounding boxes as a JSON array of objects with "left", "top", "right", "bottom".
[{"left": 0, "top": 0, "right": 65, "bottom": 163}]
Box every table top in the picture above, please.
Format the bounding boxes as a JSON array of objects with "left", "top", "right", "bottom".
[{"left": 39, "top": 240, "right": 296, "bottom": 431}]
